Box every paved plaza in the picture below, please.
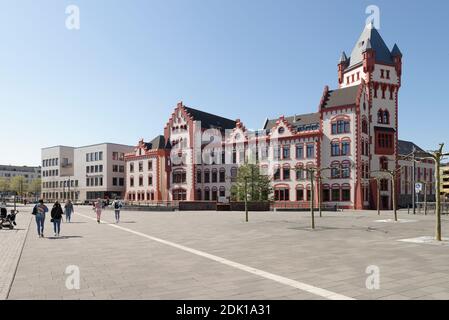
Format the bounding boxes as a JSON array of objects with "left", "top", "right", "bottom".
[{"left": 1, "top": 205, "right": 449, "bottom": 300}]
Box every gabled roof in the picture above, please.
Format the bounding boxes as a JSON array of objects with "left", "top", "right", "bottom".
[
  {"left": 183, "top": 106, "right": 236, "bottom": 131},
  {"left": 398, "top": 140, "right": 431, "bottom": 157},
  {"left": 348, "top": 23, "right": 394, "bottom": 68},
  {"left": 322, "top": 85, "right": 361, "bottom": 109},
  {"left": 263, "top": 113, "right": 320, "bottom": 132},
  {"left": 147, "top": 135, "right": 166, "bottom": 150}
]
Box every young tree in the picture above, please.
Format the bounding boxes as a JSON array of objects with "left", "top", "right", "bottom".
[
  {"left": 10, "top": 176, "right": 28, "bottom": 197},
  {"left": 230, "top": 164, "right": 273, "bottom": 202}
]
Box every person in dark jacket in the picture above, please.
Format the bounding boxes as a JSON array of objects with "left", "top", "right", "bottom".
[{"left": 51, "top": 201, "right": 64, "bottom": 237}]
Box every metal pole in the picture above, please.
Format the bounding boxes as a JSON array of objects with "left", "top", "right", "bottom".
[
  {"left": 318, "top": 176, "right": 322, "bottom": 218},
  {"left": 424, "top": 182, "right": 428, "bottom": 215},
  {"left": 392, "top": 173, "right": 397, "bottom": 221},
  {"left": 435, "top": 153, "right": 442, "bottom": 241},
  {"left": 244, "top": 177, "right": 248, "bottom": 222},
  {"left": 412, "top": 147, "right": 416, "bottom": 214},
  {"left": 377, "top": 178, "right": 380, "bottom": 215},
  {"left": 310, "top": 169, "right": 315, "bottom": 229}
]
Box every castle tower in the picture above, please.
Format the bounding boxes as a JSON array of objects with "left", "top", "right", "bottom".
[{"left": 337, "top": 22, "right": 402, "bottom": 209}]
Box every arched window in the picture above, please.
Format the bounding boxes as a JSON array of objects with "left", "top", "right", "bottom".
[
  {"left": 383, "top": 110, "right": 390, "bottom": 124},
  {"left": 295, "top": 163, "right": 304, "bottom": 181},
  {"left": 331, "top": 139, "right": 340, "bottom": 156},
  {"left": 331, "top": 184, "right": 340, "bottom": 201},
  {"left": 377, "top": 109, "right": 383, "bottom": 123},
  {"left": 341, "top": 184, "right": 351, "bottom": 201},
  {"left": 331, "top": 161, "right": 340, "bottom": 179},
  {"left": 219, "top": 168, "right": 226, "bottom": 182},
  {"left": 295, "top": 185, "right": 304, "bottom": 201},
  {"left": 322, "top": 184, "right": 330, "bottom": 202},
  {"left": 380, "top": 157, "right": 388, "bottom": 170},
  {"left": 211, "top": 168, "right": 218, "bottom": 183},
  {"left": 341, "top": 161, "right": 351, "bottom": 178},
  {"left": 212, "top": 187, "right": 218, "bottom": 201},
  {"left": 172, "top": 188, "right": 187, "bottom": 201},
  {"left": 173, "top": 170, "right": 186, "bottom": 184},
  {"left": 341, "top": 139, "right": 351, "bottom": 156},
  {"left": 362, "top": 119, "right": 368, "bottom": 134},
  {"left": 230, "top": 167, "right": 238, "bottom": 182},
  {"left": 204, "top": 187, "right": 210, "bottom": 201}
]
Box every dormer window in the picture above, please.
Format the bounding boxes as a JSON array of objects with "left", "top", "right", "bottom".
[
  {"left": 386, "top": 70, "right": 390, "bottom": 79},
  {"left": 380, "top": 69, "right": 385, "bottom": 78},
  {"left": 278, "top": 127, "right": 285, "bottom": 134}
]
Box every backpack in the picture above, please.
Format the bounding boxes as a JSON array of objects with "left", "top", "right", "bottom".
[
  {"left": 114, "top": 201, "right": 121, "bottom": 210},
  {"left": 32, "top": 206, "right": 37, "bottom": 215}
]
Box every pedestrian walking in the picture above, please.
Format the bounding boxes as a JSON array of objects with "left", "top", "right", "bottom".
[
  {"left": 111, "top": 197, "right": 123, "bottom": 223},
  {"left": 64, "top": 199, "right": 74, "bottom": 222},
  {"left": 32, "top": 200, "right": 48, "bottom": 238},
  {"left": 51, "top": 201, "right": 63, "bottom": 237},
  {"left": 93, "top": 198, "right": 102, "bottom": 223}
]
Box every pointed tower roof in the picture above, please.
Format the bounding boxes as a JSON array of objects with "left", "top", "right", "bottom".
[
  {"left": 339, "top": 51, "right": 348, "bottom": 64},
  {"left": 348, "top": 23, "right": 394, "bottom": 68},
  {"left": 391, "top": 43, "right": 402, "bottom": 57}
]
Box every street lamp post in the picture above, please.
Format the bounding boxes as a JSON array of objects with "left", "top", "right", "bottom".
[{"left": 309, "top": 169, "right": 315, "bottom": 229}]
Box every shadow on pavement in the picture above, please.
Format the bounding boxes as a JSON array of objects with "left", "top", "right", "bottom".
[{"left": 46, "top": 235, "right": 84, "bottom": 240}]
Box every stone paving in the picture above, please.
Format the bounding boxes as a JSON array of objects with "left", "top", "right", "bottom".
[
  {"left": 0, "top": 205, "right": 32, "bottom": 299},
  {"left": 4, "top": 206, "right": 449, "bottom": 300}
]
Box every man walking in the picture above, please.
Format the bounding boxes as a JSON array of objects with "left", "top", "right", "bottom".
[
  {"left": 112, "top": 197, "right": 122, "bottom": 223},
  {"left": 64, "top": 199, "right": 74, "bottom": 222}
]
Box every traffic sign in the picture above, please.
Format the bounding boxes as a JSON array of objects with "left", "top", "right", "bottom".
[{"left": 415, "top": 182, "right": 423, "bottom": 194}]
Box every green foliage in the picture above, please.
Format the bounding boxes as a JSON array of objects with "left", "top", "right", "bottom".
[
  {"left": 9, "top": 176, "right": 28, "bottom": 195},
  {"left": 29, "top": 178, "right": 42, "bottom": 195},
  {"left": 230, "top": 164, "right": 273, "bottom": 202},
  {"left": 0, "top": 178, "right": 10, "bottom": 193}
]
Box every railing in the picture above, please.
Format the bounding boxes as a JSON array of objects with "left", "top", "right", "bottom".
[
  {"left": 414, "top": 202, "right": 449, "bottom": 215},
  {"left": 271, "top": 201, "right": 338, "bottom": 211},
  {"left": 123, "top": 200, "right": 180, "bottom": 208}
]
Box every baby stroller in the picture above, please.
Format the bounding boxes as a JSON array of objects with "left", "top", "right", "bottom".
[{"left": 0, "top": 207, "right": 18, "bottom": 230}]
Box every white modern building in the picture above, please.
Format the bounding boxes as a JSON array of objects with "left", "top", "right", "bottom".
[
  {"left": 0, "top": 165, "right": 41, "bottom": 184},
  {"left": 41, "top": 143, "right": 133, "bottom": 203}
]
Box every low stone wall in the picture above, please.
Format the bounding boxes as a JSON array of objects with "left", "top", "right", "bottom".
[
  {"left": 179, "top": 201, "right": 217, "bottom": 211},
  {"left": 229, "top": 202, "right": 271, "bottom": 211},
  {"left": 178, "top": 201, "right": 271, "bottom": 211}
]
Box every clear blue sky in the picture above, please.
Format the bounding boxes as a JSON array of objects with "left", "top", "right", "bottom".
[{"left": 0, "top": 0, "right": 448, "bottom": 166}]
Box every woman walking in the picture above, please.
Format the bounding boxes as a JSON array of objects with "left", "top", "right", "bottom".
[
  {"left": 33, "top": 200, "right": 48, "bottom": 238},
  {"left": 64, "top": 199, "right": 74, "bottom": 222},
  {"left": 93, "top": 198, "right": 102, "bottom": 223},
  {"left": 51, "top": 201, "right": 63, "bottom": 237}
]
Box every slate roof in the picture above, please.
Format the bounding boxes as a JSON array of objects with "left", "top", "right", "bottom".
[
  {"left": 347, "top": 23, "right": 396, "bottom": 68},
  {"left": 263, "top": 112, "right": 320, "bottom": 132},
  {"left": 143, "top": 135, "right": 166, "bottom": 150},
  {"left": 322, "top": 85, "right": 361, "bottom": 109},
  {"left": 183, "top": 106, "right": 236, "bottom": 131},
  {"left": 398, "top": 140, "right": 431, "bottom": 157}
]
